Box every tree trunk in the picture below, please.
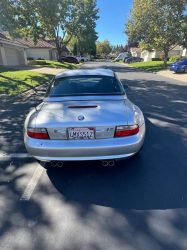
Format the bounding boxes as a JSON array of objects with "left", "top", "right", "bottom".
[
  {"left": 55, "top": 40, "right": 62, "bottom": 62},
  {"left": 163, "top": 50, "right": 168, "bottom": 66}
]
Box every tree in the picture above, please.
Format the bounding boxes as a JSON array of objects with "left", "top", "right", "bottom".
[
  {"left": 96, "top": 39, "right": 112, "bottom": 56},
  {"left": 123, "top": 41, "right": 139, "bottom": 52},
  {"left": 0, "top": 0, "right": 99, "bottom": 60},
  {"left": 125, "top": 0, "right": 187, "bottom": 65}
]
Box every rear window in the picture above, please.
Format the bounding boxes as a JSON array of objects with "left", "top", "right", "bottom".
[{"left": 45, "top": 75, "right": 124, "bottom": 97}]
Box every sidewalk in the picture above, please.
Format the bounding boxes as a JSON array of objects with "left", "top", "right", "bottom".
[
  {"left": 156, "top": 70, "right": 187, "bottom": 83},
  {"left": 8, "top": 65, "right": 67, "bottom": 75}
]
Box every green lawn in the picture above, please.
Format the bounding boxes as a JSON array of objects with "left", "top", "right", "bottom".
[
  {"left": 129, "top": 61, "right": 171, "bottom": 72},
  {"left": 117, "top": 61, "right": 124, "bottom": 64},
  {"left": 0, "top": 67, "right": 53, "bottom": 96},
  {"left": 35, "top": 60, "right": 78, "bottom": 69}
]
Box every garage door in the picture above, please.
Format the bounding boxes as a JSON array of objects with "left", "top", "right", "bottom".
[{"left": 4, "top": 47, "right": 19, "bottom": 65}]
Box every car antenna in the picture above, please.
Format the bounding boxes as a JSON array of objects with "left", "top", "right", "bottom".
[{"left": 31, "top": 79, "right": 37, "bottom": 111}]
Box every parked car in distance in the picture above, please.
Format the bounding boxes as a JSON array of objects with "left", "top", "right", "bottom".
[
  {"left": 61, "top": 56, "right": 79, "bottom": 64},
  {"left": 123, "top": 57, "right": 130, "bottom": 63},
  {"left": 170, "top": 57, "right": 187, "bottom": 73},
  {"left": 126, "top": 57, "right": 144, "bottom": 64},
  {"left": 76, "top": 56, "right": 88, "bottom": 63},
  {"left": 24, "top": 69, "right": 145, "bottom": 167},
  {"left": 114, "top": 53, "right": 128, "bottom": 62}
]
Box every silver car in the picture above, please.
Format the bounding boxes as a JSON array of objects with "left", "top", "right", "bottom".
[{"left": 24, "top": 69, "right": 145, "bottom": 166}]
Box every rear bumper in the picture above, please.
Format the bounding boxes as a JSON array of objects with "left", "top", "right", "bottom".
[{"left": 24, "top": 124, "right": 145, "bottom": 162}]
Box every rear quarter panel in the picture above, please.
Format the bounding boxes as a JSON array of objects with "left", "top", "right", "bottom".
[{"left": 125, "top": 99, "right": 145, "bottom": 127}]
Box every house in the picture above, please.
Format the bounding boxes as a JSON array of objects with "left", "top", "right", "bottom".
[
  {"left": 15, "top": 36, "right": 58, "bottom": 61},
  {"left": 0, "top": 32, "right": 71, "bottom": 61},
  {"left": 140, "top": 46, "right": 181, "bottom": 62},
  {"left": 0, "top": 32, "right": 28, "bottom": 66},
  {"left": 44, "top": 37, "right": 71, "bottom": 57},
  {"left": 130, "top": 48, "right": 141, "bottom": 57},
  {"left": 181, "top": 48, "right": 187, "bottom": 57}
]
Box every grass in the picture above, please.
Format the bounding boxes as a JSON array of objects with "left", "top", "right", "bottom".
[
  {"left": 0, "top": 67, "right": 53, "bottom": 96},
  {"left": 129, "top": 61, "right": 171, "bottom": 72},
  {"left": 117, "top": 61, "right": 124, "bottom": 64},
  {"left": 35, "top": 60, "right": 78, "bottom": 69}
]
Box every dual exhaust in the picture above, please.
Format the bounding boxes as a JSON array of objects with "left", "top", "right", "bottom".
[
  {"left": 51, "top": 161, "right": 63, "bottom": 167},
  {"left": 51, "top": 160, "right": 115, "bottom": 167},
  {"left": 102, "top": 160, "right": 115, "bottom": 167}
]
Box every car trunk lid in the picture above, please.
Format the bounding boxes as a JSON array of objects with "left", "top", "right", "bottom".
[{"left": 36, "top": 100, "right": 128, "bottom": 139}]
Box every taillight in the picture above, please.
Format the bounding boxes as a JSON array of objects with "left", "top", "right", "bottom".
[
  {"left": 27, "top": 128, "right": 50, "bottom": 139},
  {"left": 114, "top": 125, "right": 139, "bottom": 137}
]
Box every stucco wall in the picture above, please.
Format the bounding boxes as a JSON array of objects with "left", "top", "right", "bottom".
[
  {"left": 26, "top": 48, "right": 51, "bottom": 60},
  {"left": 52, "top": 50, "right": 57, "bottom": 60},
  {"left": 153, "top": 50, "right": 180, "bottom": 58},
  {"left": 168, "top": 50, "right": 181, "bottom": 57},
  {"left": 0, "top": 48, "right": 3, "bottom": 65},
  {"left": 182, "top": 49, "right": 187, "bottom": 57},
  {"left": 26, "top": 48, "right": 58, "bottom": 60}
]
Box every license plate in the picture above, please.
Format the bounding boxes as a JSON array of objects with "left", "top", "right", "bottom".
[{"left": 68, "top": 128, "right": 94, "bottom": 139}]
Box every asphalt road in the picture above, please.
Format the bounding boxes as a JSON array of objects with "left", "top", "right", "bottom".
[{"left": 0, "top": 61, "right": 187, "bottom": 250}]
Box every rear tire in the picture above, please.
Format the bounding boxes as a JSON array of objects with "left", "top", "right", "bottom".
[
  {"left": 81, "top": 59, "right": 84, "bottom": 63},
  {"left": 185, "top": 67, "right": 187, "bottom": 73}
]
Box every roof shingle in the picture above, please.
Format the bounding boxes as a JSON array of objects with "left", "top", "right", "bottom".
[
  {"left": 0, "top": 32, "right": 28, "bottom": 46},
  {"left": 0, "top": 31, "right": 56, "bottom": 48},
  {"left": 15, "top": 37, "right": 56, "bottom": 48}
]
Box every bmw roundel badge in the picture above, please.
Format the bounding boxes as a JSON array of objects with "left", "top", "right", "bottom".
[{"left": 78, "top": 115, "right": 85, "bottom": 121}]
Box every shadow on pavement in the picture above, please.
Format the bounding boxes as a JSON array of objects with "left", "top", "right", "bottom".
[
  {"left": 47, "top": 116, "right": 187, "bottom": 211},
  {"left": 0, "top": 87, "right": 47, "bottom": 154}
]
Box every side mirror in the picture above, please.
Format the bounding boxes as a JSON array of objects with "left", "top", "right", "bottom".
[{"left": 123, "top": 84, "right": 129, "bottom": 90}]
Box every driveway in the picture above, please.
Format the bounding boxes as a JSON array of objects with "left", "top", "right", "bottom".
[
  {"left": 0, "top": 60, "right": 187, "bottom": 250},
  {"left": 157, "top": 69, "right": 187, "bottom": 83}
]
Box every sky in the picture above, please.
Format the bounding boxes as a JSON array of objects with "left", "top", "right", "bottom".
[{"left": 96, "top": 0, "right": 133, "bottom": 46}]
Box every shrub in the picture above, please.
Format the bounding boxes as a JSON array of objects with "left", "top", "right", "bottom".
[
  {"left": 36, "top": 61, "right": 47, "bottom": 65},
  {"left": 169, "top": 55, "right": 182, "bottom": 62},
  {"left": 27, "top": 57, "right": 34, "bottom": 60},
  {"left": 28, "top": 60, "right": 37, "bottom": 65},
  {"left": 37, "top": 58, "right": 45, "bottom": 60}
]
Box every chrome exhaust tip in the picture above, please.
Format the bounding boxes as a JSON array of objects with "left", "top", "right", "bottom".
[
  {"left": 109, "top": 160, "right": 115, "bottom": 166},
  {"left": 57, "top": 161, "right": 63, "bottom": 167},
  {"left": 102, "top": 161, "right": 109, "bottom": 167},
  {"left": 51, "top": 161, "right": 57, "bottom": 167}
]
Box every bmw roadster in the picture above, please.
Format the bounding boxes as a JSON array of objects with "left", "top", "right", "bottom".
[{"left": 24, "top": 69, "right": 145, "bottom": 166}]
